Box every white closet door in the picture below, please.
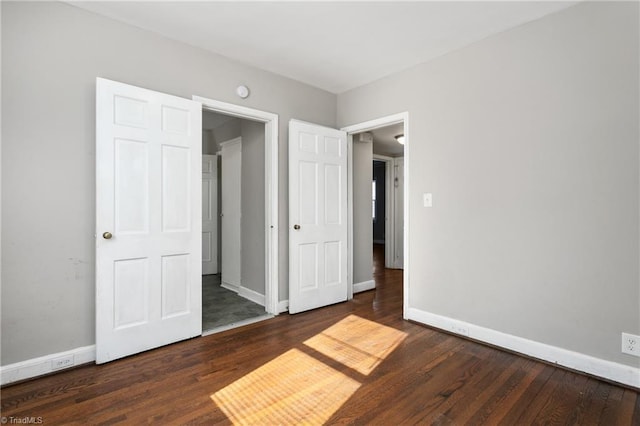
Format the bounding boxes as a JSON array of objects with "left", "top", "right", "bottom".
[
  {"left": 202, "top": 154, "right": 218, "bottom": 275},
  {"left": 220, "top": 138, "right": 242, "bottom": 290},
  {"left": 96, "top": 78, "right": 202, "bottom": 363}
]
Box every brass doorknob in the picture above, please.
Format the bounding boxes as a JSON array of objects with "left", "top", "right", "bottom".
[
  {"left": 293, "top": 224, "right": 301, "bottom": 230},
  {"left": 103, "top": 232, "right": 113, "bottom": 239}
]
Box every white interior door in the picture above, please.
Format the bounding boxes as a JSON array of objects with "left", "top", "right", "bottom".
[
  {"left": 289, "top": 120, "right": 348, "bottom": 314},
  {"left": 202, "top": 154, "right": 218, "bottom": 275},
  {"left": 96, "top": 78, "right": 202, "bottom": 363},
  {"left": 220, "top": 137, "right": 242, "bottom": 291}
]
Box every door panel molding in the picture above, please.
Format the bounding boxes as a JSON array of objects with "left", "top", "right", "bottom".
[
  {"left": 289, "top": 120, "right": 348, "bottom": 314},
  {"left": 96, "top": 78, "right": 202, "bottom": 363}
]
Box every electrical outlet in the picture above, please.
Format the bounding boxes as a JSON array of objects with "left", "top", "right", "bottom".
[
  {"left": 51, "top": 355, "right": 75, "bottom": 370},
  {"left": 452, "top": 324, "right": 469, "bottom": 337},
  {"left": 622, "top": 333, "right": 640, "bottom": 357}
]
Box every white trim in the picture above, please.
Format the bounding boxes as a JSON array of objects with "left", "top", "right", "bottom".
[
  {"left": 342, "top": 112, "right": 410, "bottom": 319},
  {"left": 402, "top": 115, "right": 409, "bottom": 319},
  {"left": 347, "top": 134, "right": 354, "bottom": 300},
  {"left": 1, "top": 345, "right": 96, "bottom": 386},
  {"left": 218, "top": 136, "right": 242, "bottom": 149},
  {"left": 341, "top": 113, "right": 407, "bottom": 134},
  {"left": 353, "top": 280, "right": 375, "bottom": 294},
  {"left": 221, "top": 281, "right": 239, "bottom": 293},
  {"left": 193, "top": 95, "right": 279, "bottom": 316},
  {"left": 372, "top": 154, "right": 394, "bottom": 160},
  {"left": 221, "top": 281, "right": 265, "bottom": 306},
  {"left": 278, "top": 300, "right": 289, "bottom": 313},
  {"left": 238, "top": 286, "right": 266, "bottom": 307},
  {"left": 407, "top": 307, "right": 640, "bottom": 389}
]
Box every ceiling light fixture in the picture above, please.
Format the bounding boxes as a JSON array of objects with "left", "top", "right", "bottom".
[{"left": 395, "top": 134, "right": 405, "bottom": 145}]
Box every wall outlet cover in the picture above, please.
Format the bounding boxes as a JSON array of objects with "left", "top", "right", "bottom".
[
  {"left": 51, "top": 355, "right": 75, "bottom": 370},
  {"left": 622, "top": 332, "right": 640, "bottom": 357}
]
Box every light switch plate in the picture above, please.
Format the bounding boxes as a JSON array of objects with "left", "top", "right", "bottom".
[{"left": 423, "top": 193, "right": 433, "bottom": 207}]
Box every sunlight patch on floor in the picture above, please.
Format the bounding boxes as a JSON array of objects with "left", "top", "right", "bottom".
[
  {"left": 210, "top": 314, "right": 407, "bottom": 425},
  {"left": 304, "top": 314, "right": 408, "bottom": 375},
  {"left": 211, "top": 348, "right": 360, "bottom": 425}
]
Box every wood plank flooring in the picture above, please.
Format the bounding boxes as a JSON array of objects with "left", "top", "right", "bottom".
[{"left": 2, "top": 244, "right": 638, "bottom": 424}]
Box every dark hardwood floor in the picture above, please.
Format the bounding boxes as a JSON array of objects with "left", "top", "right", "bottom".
[{"left": 2, "top": 244, "right": 638, "bottom": 424}]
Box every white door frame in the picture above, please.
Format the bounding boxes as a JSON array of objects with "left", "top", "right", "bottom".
[
  {"left": 193, "top": 95, "right": 279, "bottom": 316},
  {"left": 373, "top": 154, "right": 395, "bottom": 269},
  {"left": 342, "top": 112, "right": 409, "bottom": 318}
]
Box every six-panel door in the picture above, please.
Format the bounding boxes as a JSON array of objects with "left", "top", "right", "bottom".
[
  {"left": 96, "top": 78, "right": 202, "bottom": 363},
  {"left": 289, "top": 120, "right": 348, "bottom": 314}
]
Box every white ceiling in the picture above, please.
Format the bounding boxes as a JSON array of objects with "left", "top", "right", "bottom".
[
  {"left": 69, "top": 1, "right": 578, "bottom": 94},
  {"left": 363, "top": 123, "right": 405, "bottom": 158}
]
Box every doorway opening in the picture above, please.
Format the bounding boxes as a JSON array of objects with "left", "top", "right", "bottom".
[
  {"left": 372, "top": 159, "right": 389, "bottom": 272},
  {"left": 342, "top": 113, "right": 409, "bottom": 318},
  {"left": 200, "top": 111, "right": 268, "bottom": 333},
  {"left": 195, "top": 95, "right": 279, "bottom": 334},
  {"left": 367, "top": 122, "right": 405, "bottom": 271},
  {"left": 285, "top": 114, "right": 408, "bottom": 316}
]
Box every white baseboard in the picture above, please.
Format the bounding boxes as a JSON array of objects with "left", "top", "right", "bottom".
[
  {"left": 1, "top": 345, "right": 95, "bottom": 386},
  {"left": 238, "top": 286, "right": 265, "bottom": 306},
  {"left": 278, "top": 300, "right": 289, "bottom": 313},
  {"left": 406, "top": 307, "right": 640, "bottom": 389},
  {"left": 220, "top": 281, "right": 239, "bottom": 293},
  {"left": 354, "top": 280, "right": 375, "bottom": 294}
]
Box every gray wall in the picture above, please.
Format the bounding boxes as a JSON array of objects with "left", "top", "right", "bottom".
[
  {"left": 353, "top": 141, "right": 373, "bottom": 285},
  {"left": 202, "top": 129, "right": 215, "bottom": 155},
  {"left": 211, "top": 119, "right": 241, "bottom": 152},
  {"left": 3, "top": 0, "right": 638, "bottom": 372},
  {"left": 240, "top": 120, "right": 266, "bottom": 295},
  {"left": 202, "top": 111, "right": 240, "bottom": 155},
  {"left": 338, "top": 1, "right": 639, "bottom": 367},
  {"left": 1, "top": 1, "right": 335, "bottom": 365},
  {"left": 373, "top": 161, "right": 386, "bottom": 243}
]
